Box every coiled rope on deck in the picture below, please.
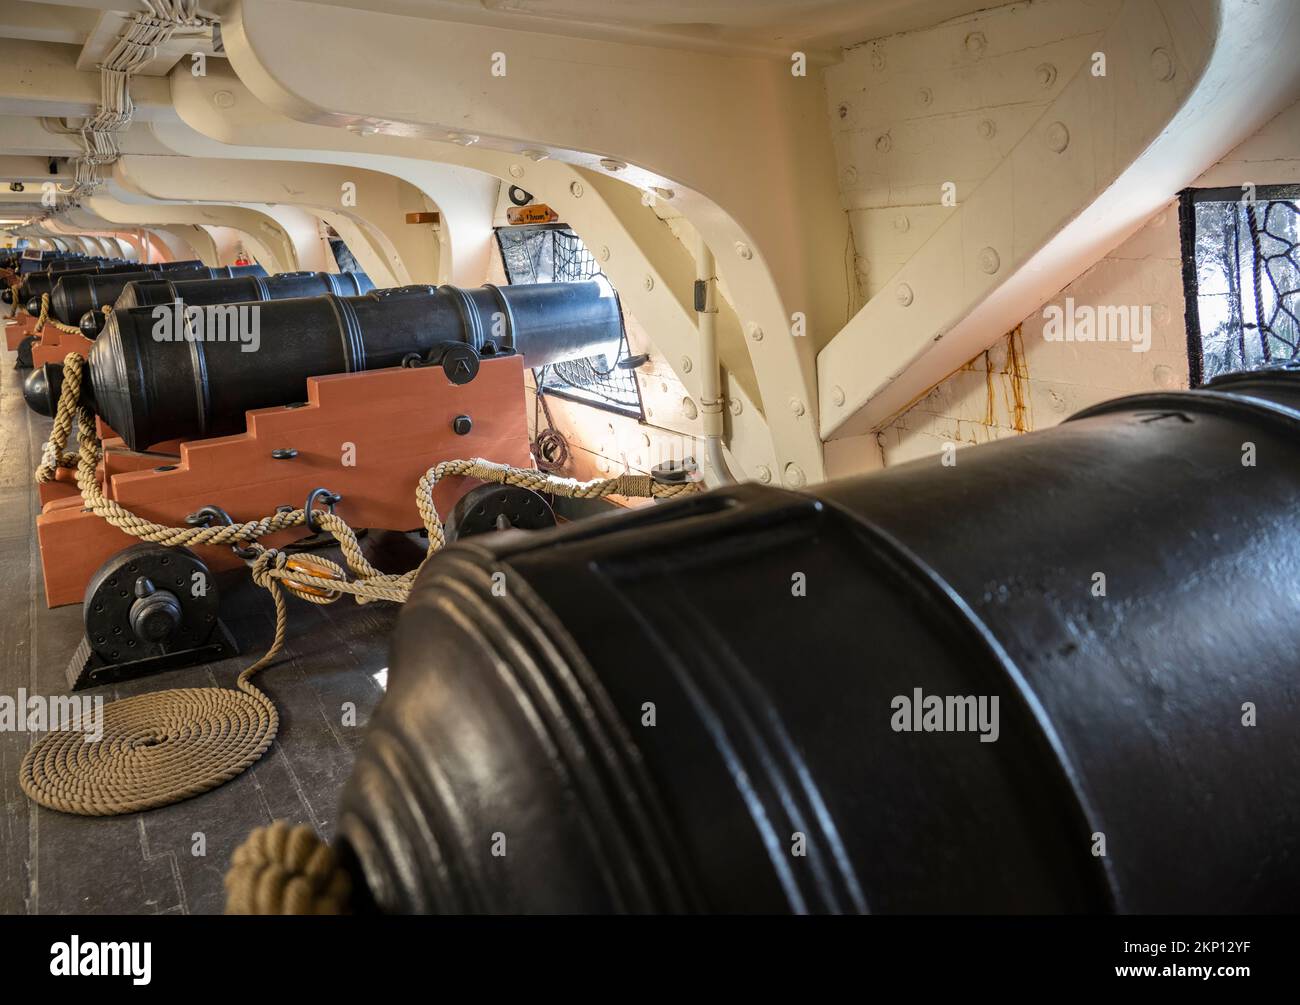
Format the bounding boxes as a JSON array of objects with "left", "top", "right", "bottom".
[
  {"left": 19, "top": 659, "right": 281, "bottom": 817},
  {"left": 21, "top": 352, "right": 698, "bottom": 817}
]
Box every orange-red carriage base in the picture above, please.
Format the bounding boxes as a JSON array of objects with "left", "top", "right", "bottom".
[
  {"left": 5, "top": 313, "right": 37, "bottom": 352},
  {"left": 37, "top": 355, "right": 530, "bottom": 608},
  {"left": 30, "top": 323, "right": 95, "bottom": 367}
]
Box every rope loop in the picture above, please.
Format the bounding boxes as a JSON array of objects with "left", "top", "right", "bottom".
[
  {"left": 21, "top": 351, "right": 702, "bottom": 817},
  {"left": 249, "top": 546, "right": 287, "bottom": 588},
  {"left": 32, "top": 292, "right": 83, "bottom": 338}
]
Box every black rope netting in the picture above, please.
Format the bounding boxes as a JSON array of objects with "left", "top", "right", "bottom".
[
  {"left": 1191, "top": 195, "right": 1300, "bottom": 382},
  {"left": 496, "top": 225, "right": 642, "bottom": 415}
]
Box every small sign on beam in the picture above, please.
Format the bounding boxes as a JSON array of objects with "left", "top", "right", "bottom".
[
  {"left": 405, "top": 211, "right": 441, "bottom": 225},
  {"left": 506, "top": 205, "right": 559, "bottom": 225}
]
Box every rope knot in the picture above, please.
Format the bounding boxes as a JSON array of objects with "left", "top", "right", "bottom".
[
  {"left": 250, "top": 548, "right": 287, "bottom": 587},
  {"left": 224, "top": 821, "right": 352, "bottom": 915}
]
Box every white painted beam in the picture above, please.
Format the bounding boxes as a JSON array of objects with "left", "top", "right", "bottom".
[
  {"left": 219, "top": 0, "right": 837, "bottom": 484},
  {"left": 0, "top": 1, "right": 99, "bottom": 46},
  {"left": 159, "top": 62, "right": 783, "bottom": 483},
  {"left": 0, "top": 35, "right": 174, "bottom": 121},
  {"left": 114, "top": 153, "right": 439, "bottom": 285}
]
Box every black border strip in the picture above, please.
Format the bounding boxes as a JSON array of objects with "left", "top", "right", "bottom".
[
  {"left": 1188, "top": 183, "right": 1300, "bottom": 203},
  {"left": 1177, "top": 188, "right": 1205, "bottom": 388}
]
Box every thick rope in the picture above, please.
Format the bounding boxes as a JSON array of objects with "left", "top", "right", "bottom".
[
  {"left": 22, "top": 353, "right": 699, "bottom": 818},
  {"left": 18, "top": 654, "right": 281, "bottom": 816},
  {"left": 33, "top": 292, "right": 84, "bottom": 337},
  {"left": 34, "top": 348, "right": 82, "bottom": 483},
  {"left": 224, "top": 821, "right": 351, "bottom": 914}
]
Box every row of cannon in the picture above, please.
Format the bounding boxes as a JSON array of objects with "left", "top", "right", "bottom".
[{"left": 19, "top": 256, "right": 624, "bottom": 452}]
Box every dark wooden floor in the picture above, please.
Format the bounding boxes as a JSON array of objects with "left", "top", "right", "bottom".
[{"left": 0, "top": 327, "right": 397, "bottom": 915}]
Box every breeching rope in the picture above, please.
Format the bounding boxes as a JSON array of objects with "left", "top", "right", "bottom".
[
  {"left": 32, "top": 292, "right": 85, "bottom": 337},
  {"left": 7, "top": 288, "right": 98, "bottom": 337},
  {"left": 20, "top": 352, "right": 697, "bottom": 816}
]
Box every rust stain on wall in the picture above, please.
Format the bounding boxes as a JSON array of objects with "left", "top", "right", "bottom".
[
  {"left": 956, "top": 325, "right": 1032, "bottom": 435},
  {"left": 1004, "top": 325, "right": 1031, "bottom": 433}
]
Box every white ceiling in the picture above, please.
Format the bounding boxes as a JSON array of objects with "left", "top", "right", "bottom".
[{"left": 0, "top": 0, "right": 1016, "bottom": 59}]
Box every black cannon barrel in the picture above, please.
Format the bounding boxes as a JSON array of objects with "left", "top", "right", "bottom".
[
  {"left": 47, "top": 279, "right": 622, "bottom": 450},
  {"left": 40, "top": 269, "right": 157, "bottom": 319},
  {"left": 18, "top": 252, "right": 79, "bottom": 274},
  {"left": 44, "top": 258, "right": 90, "bottom": 273},
  {"left": 94, "top": 270, "right": 374, "bottom": 334},
  {"left": 52, "top": 263, "right": 268, "bottom": 326},
  {"left": 17, "top": 262, "right": 140, "bottom": 305},
  {"left": 24, "top": 253, "right": 100, "bottom": 274},
  {"left": 335, "top": 366, "right": 1300, "bottom": 914},
  {"left": 47, "top": 256, "right": 117, "bottom": 273}
]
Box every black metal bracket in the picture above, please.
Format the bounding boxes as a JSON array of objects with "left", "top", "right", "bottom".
[
  {"left": 66, "top": 620, "right": 238, "bottom": 691},
  {"left": 403, "top": 340, "right": 482, "bottom": 385},
  {"left": 186, "top": 504, "right": 259, "bottom": 560},
  {"left": 305, "top": 487, "right": 342, "bottom": 533}
]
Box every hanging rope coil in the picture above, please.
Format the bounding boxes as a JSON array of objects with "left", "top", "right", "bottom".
[{"left": 21, "top": 352, "right": 699, "bottom": 817}]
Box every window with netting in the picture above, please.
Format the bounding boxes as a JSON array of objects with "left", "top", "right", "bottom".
[
  {"left": 1180, "top": 185, "right": 1300, "bottom": 385},
  {"left": 329, "top": 236, "right": 361, "bottom": 274},
  {"left": 495, "top": 224, "right": 643, "bottom": 417}
]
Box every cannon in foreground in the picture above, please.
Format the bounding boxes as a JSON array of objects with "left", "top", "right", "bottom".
[{"left": 332, "top": 364, "right": 1300, "bottom": 914}]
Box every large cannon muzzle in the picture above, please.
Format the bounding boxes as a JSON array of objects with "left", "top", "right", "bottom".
[{"left": 334, "top": 365, "right": 1300, "bottom": 914}]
